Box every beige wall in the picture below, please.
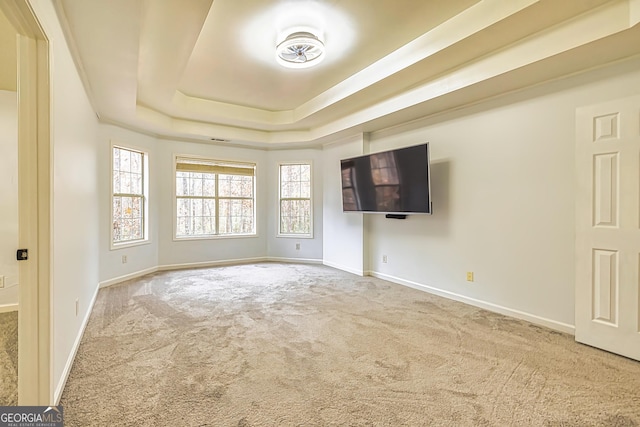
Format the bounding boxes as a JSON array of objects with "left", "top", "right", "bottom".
[
  {"left": 97, "top": 124, "right": 159, "bottom": 285},
  {"left": 0, "top": 90, "right": 17, "bottom": 307},
  {"left": 0, "top": 10, "right": 16, "bottom": 92},
  {"left": 156, "top": 139, "right": 269, "bottom": 267},
  {"left": 29, "top": 0, "right": 101, "bottom": 402},
  {"left": 266, "top": 148, "right": 324, "bottom": 261},
  {"left": 322, "top": 134, "right": 366, "bottom": 275},
  {"left": 25, "top": 0, "right": 640, "bottom": 401},
  {"left": 357, "top": 57, "right": 640, "bottom": 331}
]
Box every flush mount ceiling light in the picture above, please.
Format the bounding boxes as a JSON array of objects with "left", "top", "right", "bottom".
[{"left": 276, "top": 31, "right": 325, "bottom": 69}]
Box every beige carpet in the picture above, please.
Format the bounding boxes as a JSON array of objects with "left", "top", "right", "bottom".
[
  {"left": 60, "top": 263, "right": 640, "bottom": 426},
  {"left": 0, "top": 311, "right": 18, "bottom": 406}
]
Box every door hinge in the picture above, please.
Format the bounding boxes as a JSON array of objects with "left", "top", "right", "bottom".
[{"left": 16, "top": 249, "right": 28, "bottom": 261}]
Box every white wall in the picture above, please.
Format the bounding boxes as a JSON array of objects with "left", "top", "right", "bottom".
[
  {"left": 322, "top": 135, "right": 367, "bottom": 275},
  {"left": 0, "top": 90, "right": 17, "bottom": 306},
  {"left": 25, "top": 0, "right": 640, "bottom": 401},
  {"left": 30, "top": 0, "right": 100, "bottom": 401},
  {"left": 266, "top": 148, "right": 323, "bottom": 261},
  {"left": 157, "top": 140, "right": 268, "bottom": 267},
  {"left": 98, "top": 124, "right": 159, "bottom": 285},
  {"left": 326, "top": 57, "right": 640, "bottom": 330},
  {"left": 95, "top": 138, "right": 328, "bottom": 283}
]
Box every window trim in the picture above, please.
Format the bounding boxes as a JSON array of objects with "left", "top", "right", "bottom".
[
  {"left": 173, "top": 154, "right": 258, "bottom": 241},
  {"left": 110, "top": 142, "right": 150, "bottom": 251},
  {"left": 277, "top": 161, "right": 313, "bottom": 239}
]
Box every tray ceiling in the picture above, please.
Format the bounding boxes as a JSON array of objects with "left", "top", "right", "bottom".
[{"left": 55, "top": 0, "right": 640, "bottom": 148}]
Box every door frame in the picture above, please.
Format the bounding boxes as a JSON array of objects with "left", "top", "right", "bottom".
[{"left": 0, "top": 0, "right": 51, "bottom": 404}]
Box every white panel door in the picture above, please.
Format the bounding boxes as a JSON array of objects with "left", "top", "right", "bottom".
[{"left": 575, "top": 95, "right": 640, "bottom": 360}]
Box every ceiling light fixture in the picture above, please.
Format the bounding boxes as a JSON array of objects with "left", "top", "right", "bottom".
[{"left": 276, "top": 31, "right": 325, "bottom": 69}]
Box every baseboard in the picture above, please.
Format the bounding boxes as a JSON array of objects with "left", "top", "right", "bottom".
[
  {"left": 369, "top": 271, "right": 575, "bottom": 335},
  {"left": 54, "top": 281, "right": 101, "bottom": 404},
  {"left": 55, "top": 260, "right": 574, "bottom": 405},
  {"left": 0, "top": 284, "right": 19, "bottom": 309},
  {"left": 267, "top": 257, "right": 323, "bottom": 264},
  {"left": 100, "top": 257, "right": 324, "bottom": 290},
  {"left": 97, "top": 263, "right": 574, "bottom": 337},
  {"left": 323, "top": 260, "right": 364, "bottom": 276},
  {"left": 0, "top": 303, "right": 18, "bottom": 313},
  {"left": 101, "top": 263, "right": 574, "bottom": 335},
  {"left": 157, "top": 256, "right": 270, "bottom": 271},
  {"left": 99, "top": 266, "right": 159, "bottom": 288}
]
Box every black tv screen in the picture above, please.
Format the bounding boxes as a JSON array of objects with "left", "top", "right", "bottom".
[{"left": 340, "top": 143, "right": 432, "bottom": 214}]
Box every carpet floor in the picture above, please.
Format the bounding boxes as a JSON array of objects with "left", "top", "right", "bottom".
[
  {"left": 0, "top": 311, "right": 18, "bottom": 406},
  {"left": 60, "top": 263, "right": 640, "bottom": 426}
]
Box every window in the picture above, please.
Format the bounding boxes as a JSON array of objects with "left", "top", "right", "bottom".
[
  {"left": 370, "top": 152, "right": 400, "bottom": 211},
  {"left": 279, "top": 163, "right": 312, "bottom": 236},
  {"left": 175, "top": 156, "right": 256, "bottom": 238},
  {"left": 112, "top": 145, "right": 147, "bottom": 246},
  {"left": 341, "top": 165, "right": 357, "bottom": 211}
]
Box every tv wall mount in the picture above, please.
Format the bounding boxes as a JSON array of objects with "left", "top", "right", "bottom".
[{"left": 385, "top": 214, "right": 407, "bottom": 220}]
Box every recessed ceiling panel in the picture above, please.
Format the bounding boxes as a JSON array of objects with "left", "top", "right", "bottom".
[{"left": 178, "top": 0, "right": 479, "bottom": 111}]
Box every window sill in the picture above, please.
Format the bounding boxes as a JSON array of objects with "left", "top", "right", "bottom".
[
  {"left": 110, "top": 239, "right": 150, "bottom": 251},
  {"left": 173, "top": 233, "right": 259, "bottom": 242},
  {"left": 277, "top": 233, "right": 314, "bottom": 239}
]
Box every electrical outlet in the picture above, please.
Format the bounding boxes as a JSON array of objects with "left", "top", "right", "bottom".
[
  {"left": 382, "top": 255, "right": 388, "bottom": 263},
  {"left": 0, "top": 276, "right": 4, "bottom": 288},
  {"left": 466, "top": 272, "right": 474, "bottom": 282},
  {"left": 295, "top": 243, "right": 300, "bottom": 250},
  {"left": 75, "top": 299, "right": 79, "bottom": 316},
  {"left": 122, "top": 255, "right": 127, "bottom": 264}
]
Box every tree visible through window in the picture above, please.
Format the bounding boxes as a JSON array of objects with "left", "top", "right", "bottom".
[
  {"left": 175, "top": 157, "right": 256, "bottom": 237},
  {"left": 112, "top": 146, "right": 146, "bottom": 244},
  {"left": 279, "top": 163, "right": 312, "bottom": 236},
  {"left": 370, "top": 152, "right": 400, "bottom": 211}
]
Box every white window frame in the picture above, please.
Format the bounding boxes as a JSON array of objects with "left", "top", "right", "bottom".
[
  {"left": 277, "top": 161, "right": 313, "bottom": 239},
  {"left": 110, "top": 143, "right": 150, "bottom": 250},
  {"left": 173, "top": 154, "right": 257, "bottom": 241}
]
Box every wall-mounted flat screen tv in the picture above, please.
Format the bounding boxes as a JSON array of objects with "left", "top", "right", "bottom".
[{"left": 340, "top": 143, "right": 432, "bottom": 214}]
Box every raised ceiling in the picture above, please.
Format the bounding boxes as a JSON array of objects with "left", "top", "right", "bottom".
[
  {"left": 178, "top": 0, "right": 479, "bottom": 111},
  {"left": 54, "top": 0, "right": 640, "bottom": 148}
]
